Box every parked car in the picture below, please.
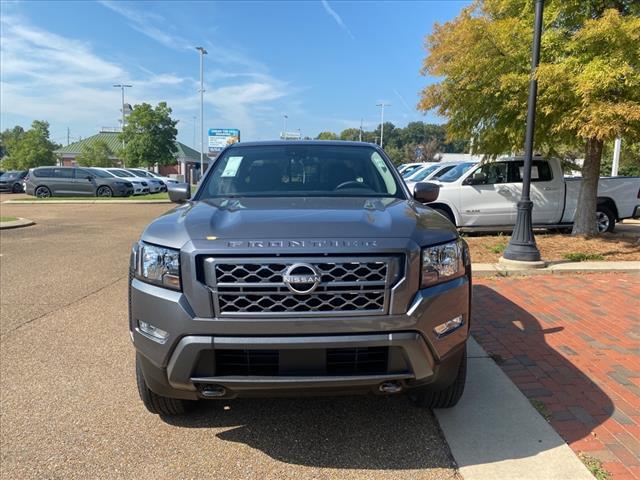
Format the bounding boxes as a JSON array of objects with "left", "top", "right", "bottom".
[
  {"left": 131, "top": 140, "right": 470, "bottom": 416},
  {"left": 399, "top": 162, "right": 428, "bottom": 178},
  {"left": 405, "top": 163, "right": 460, "bottom": 193},
  {"left": 0, "top": 170, "right": 28, "bottom": 193},
  {"left": 127, "top": 168, "right": 179, "bottom": 189},
  {"left": 95, "top": 168, "right": 149, "bottom": 195},
  {"left": 425, "top": 157, "right": 640, "bottom": 233},
  {"left": 121, "top": 169, "right": 165, "bottom": 193},
  {"left": 25, "top": 166, "right": 134, "bottom": 197}
]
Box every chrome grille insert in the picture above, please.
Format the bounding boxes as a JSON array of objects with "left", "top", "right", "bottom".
[{"left": 203, "top": 256, "right": 398, "bottom": 317}]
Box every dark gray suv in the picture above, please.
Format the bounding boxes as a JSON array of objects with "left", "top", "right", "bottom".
[
  {"left": 25, "top": 167, "right": 134, "bottom": 197},
  {"left": 131, "top": 141, "right": 470, "bottom": 415}
]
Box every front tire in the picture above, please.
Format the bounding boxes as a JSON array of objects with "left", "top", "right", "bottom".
[
  {"left": 409, "top": 347, "right": 467, "bottom": 409},
  {"left": 596, "top": 206, "right": 615, "bottom": 233},
  {"left": 12, "top": 183, "right": 22, "bottom": 193},
  {"left": 35, "top": 186, "right": 51, "bottom": 198},
  {"left": 136, "top": 356, "right": 195, "bottom": 416},
  {"left": 96, "top": 186, "right": 113, "bottom": 197}
]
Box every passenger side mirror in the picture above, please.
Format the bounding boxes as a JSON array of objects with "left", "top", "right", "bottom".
[
  {"left": 413, "top": 182, "right": 440, "bottom": 203},
  {"left": 86, "top": 175, "right": 94, "bottom": 181},
  {"left": 168, "top": 183, "right": 191, "bottom": 203}
]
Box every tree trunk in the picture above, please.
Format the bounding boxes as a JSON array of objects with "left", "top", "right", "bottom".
[{"left": 571, "top": 137, "right": 603, "bottom": 236}]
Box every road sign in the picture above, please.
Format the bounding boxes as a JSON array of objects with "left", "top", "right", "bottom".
[{"left": 208, "top": 128, "right": 240, "bottom": 155}]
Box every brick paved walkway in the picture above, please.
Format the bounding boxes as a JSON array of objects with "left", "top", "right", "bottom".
[{"left": 472, "top": 273, "right": 640, "bottom": 479}]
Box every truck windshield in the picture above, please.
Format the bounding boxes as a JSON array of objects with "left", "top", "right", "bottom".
[
  {"left": 437, "top": 162, "right": 476, "bottom": 182},
  {"left": 197, "top": 145, "right": 403, "bottom": 199}
]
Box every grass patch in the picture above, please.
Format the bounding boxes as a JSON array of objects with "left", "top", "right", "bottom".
[
  {"left": 529, "top": 399, "right": 551, "bottom": 422},
  {"left": 563, "top": 252, "right": 605, "bottom": 262},
  {"left": 486, "top": 243, "right": 507, "bottom": 254},
  {"left": 0, "top": 216, "right": 18, "bottom": 222},
  {"left": 578, "top": 453, "right": 610, "bottom": 480}
]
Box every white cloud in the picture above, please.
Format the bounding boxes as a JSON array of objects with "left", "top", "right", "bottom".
[
  {"left": 0, "top": 10, "right": 296, "bottom": 141},
  {"left": 321, "top": 1, "right": 355, "bottom": 40},
  {"left": 393, "top": 88, "right": 415, "bottom": 113},
  {"left": 98, "top": 0, "right": 192, "bottom": 50}
]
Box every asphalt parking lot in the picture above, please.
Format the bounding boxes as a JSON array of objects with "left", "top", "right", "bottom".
[{"left": 0, "top": 202, "right": 458, "bottom": 480}]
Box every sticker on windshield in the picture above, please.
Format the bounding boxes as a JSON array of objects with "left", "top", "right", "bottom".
[{"left": 221, "top": 156, "right": 243, "bottom": 177}]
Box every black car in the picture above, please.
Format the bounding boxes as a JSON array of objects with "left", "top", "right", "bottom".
[{"left": 0, "top": 170, "right": 28, "bottom": 193}]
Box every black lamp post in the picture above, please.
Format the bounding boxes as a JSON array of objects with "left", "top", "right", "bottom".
[{"left": 503, "top": 0, "right": 545, "bottom": 262}]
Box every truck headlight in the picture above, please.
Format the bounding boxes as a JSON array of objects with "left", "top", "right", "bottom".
[
  {"left": 421, "top": 239, "right": 467, "bottom": 287},
  {"left": 135, "top": 242, "right": 181, "bottom": 290}
]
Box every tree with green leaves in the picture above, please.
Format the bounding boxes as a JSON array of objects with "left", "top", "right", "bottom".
[
  {"left": 339, "top": 128, "right": 360, "bottom": 141},
  {"left": 120, "top": 102, "right": 178, "bottom": 168},
  {"left": 0, "top": 125, "right": 25, "bottom": 160},
  {"left": 419, "top": 0, "right": 640, "bottom": 236},
  {"left": 76, "top": 140, "right": 115, "bottom": 167},
  {"left": 316, "top": 131, "right": 338, "bottom": 140},
  {"left": 0, "top": 121, "right": 57, "bottom": 170}
]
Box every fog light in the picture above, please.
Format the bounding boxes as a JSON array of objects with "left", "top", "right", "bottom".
[
  {"left": 433, "top": 315, "right": 464, "bottom": 337},
  {"left": 138, "top": 320, "right": 169, "bottom": 342}
]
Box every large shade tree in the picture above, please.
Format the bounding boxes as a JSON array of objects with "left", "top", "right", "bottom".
[
  {"left": 120, "top": 102, "right": 178, "bottom": 168},
  {"left": 418, "top": 0, "right": 640, "bottom": 236},
  {"left": 0, "top": 121, "right": 57, "bottom": 170}
]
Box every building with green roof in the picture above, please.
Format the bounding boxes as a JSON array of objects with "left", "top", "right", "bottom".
[{"left": 55, "top": 130, "right": 205, "bottom": 181}]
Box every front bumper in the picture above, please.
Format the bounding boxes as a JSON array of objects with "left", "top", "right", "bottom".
[
  {"left": 113, "top": 186, "right": 134, "bottom": 197},
  {"left": 131, "top": 272, "right": 470, "bottom": 400}
]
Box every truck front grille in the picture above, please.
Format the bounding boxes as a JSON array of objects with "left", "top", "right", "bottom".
[{"left": 203, "top": 256, "right": 399, "bottom": 317}]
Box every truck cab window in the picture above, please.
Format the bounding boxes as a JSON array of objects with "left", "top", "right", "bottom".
[
  {"left": 509, "top": 161, "right": 553, "bottom": 183},
  {"left": 470, "top": 162, "right": 508, "bottom": 185}
]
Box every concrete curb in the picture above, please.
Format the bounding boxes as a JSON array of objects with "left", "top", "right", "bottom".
[
  {"left": 435, "top": 337, "right": 593, "bottom": 480},
  {"left": 3, "top": 199, "right": 170, "bottom": 205},
  {"left": 0, "top": 217, "right": 36, "bottom": 229},
  {"left": 473, "top": 260, "right": 640, "bottom": 277}
]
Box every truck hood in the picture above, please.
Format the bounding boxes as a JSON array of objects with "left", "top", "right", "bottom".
[{"left": 141, "top": 197, "right": 459, "bottom": 249}]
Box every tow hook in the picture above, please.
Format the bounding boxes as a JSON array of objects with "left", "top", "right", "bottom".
[{"left": 378, "top": 381, "right": 403, "bottom": 394}]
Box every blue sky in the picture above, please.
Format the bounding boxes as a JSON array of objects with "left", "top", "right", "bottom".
[{"left": 1, "top": 0, "right": 469, "bottom": 148}]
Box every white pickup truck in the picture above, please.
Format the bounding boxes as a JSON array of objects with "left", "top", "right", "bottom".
[{"left": 424, "top": 156, "right": 640, "bottom": 233}]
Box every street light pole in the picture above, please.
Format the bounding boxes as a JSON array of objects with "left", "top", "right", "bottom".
[
  {"left": 113, "top": 83, "right": 132, "bottom": 167},
  {"left": 503, "top": 0, "right": 544, "bottom": 263},
  {"left": 376, "top": 103, "right": 390, "bottom": 147},
  {"left": 196, "top": 47, "right": 208, "bottom": 179},
  {"left": 283, "top": 114, "right": 288, "bottom": 140}
]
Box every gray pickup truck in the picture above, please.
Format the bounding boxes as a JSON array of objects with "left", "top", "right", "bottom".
[{"left": 130, "top": 141, "right": 471, "bottom": 415}]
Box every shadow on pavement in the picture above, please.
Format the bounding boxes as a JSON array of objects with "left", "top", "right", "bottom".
[
  {"left": 472, "top": 284, "right": 615, "bottom": 445},
  {"left": 162, "top": 395, "right": 456, "bottom": 470}
]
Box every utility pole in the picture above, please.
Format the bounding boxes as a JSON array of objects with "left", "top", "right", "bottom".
[
  {"left": 376, "top": 103, "right": 390, "bottom": 147},
  {"left": 359, "top": 118, "right": 363, "bottom": 142},
  {"left": 67, "top": 127, "right": 70, "bottom": 146},
  {"left": 283, "top": 114, "right": 288, "bottom": 140},
  {"left": 612, "top": 137, "right": 622, "bottom": 176},
  {"left": 196, "top": 47, "right": 208, "bottom": 179},
  {"left": 503, "top": 0, "right": 545, "bottom": 264},
  {"left": 113, "top": 83, "right": 132, "bottom": 167}
]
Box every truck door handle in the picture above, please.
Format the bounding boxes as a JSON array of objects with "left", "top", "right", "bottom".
[{"left": 543, "top": 187, "right": 556, "bottom": 191}]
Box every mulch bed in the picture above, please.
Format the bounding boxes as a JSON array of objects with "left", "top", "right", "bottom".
[{"left": 465, "top": 232, "right": 640, "bottom": 263}]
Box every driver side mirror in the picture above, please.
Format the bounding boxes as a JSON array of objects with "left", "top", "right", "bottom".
[
  {"left": 464, "top": 171, "right": 487, "bottom": 185},
  {"left": 86, "top": 175, "right": 94, "bottom": 181},
  {"left": 413, "top": 182, "right": 440, "bottom": 203},
  {"left": 168, "top": 182, "right": 191, "bottom": 203}
]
